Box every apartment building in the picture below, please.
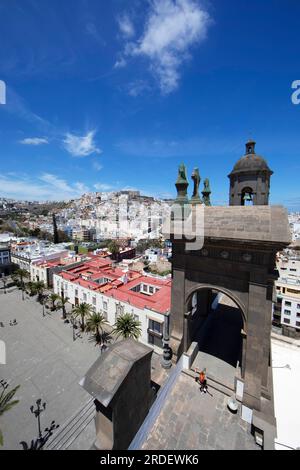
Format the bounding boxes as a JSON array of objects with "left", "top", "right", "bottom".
[
  {"left": 0, "top": 245, "right": 13, "bottom": 276},
  {"left": 53, "top": 257, "right": 171, "bottom": 352},
  {"left": 274, "top": 254, "right": 300, "bottom": 337}
]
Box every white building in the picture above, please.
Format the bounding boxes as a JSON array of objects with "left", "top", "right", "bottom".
[
  {"left": 275, "top": 254, "right": 300, "bottom": 334},
  {"left": 53, "top": 257, "right": 171, "bottom": 353}
]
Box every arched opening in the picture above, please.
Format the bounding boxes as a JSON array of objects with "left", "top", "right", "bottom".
[
  {"left": 186, "top": 287, "right": 245, "bottom": 377},
  {"left": 241, "top": 187, "right": 254, "bottom": 206}
]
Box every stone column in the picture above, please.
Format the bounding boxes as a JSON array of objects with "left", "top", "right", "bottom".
[
  {"left": 170, "top": 266, "right": 186, "bottom": 358},
  {"left": 243, "top": 281, "right": 268, "bottom": 411}
]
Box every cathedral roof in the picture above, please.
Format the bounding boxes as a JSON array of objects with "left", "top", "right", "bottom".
[{"left": 229, "top": 140, "right": 273, "bottom": 176}]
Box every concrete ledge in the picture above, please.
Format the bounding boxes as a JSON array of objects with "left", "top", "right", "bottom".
[{"left": 182, "top": 342, "right": 198, "bottom": 370}]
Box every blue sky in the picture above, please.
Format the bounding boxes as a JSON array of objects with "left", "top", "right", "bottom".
[{"left": 0, "top": 0, "right": 300, "bottom": 209}]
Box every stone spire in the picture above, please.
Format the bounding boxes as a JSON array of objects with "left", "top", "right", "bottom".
[
  {"left": 175, "top": 163, "right": 189, "bottom": 205},
  {"left": 191, "top": 168, "right": 202, "bottom": 205},
  {"left": 202, "top": 178, "right": 211, "bottom": 206}
]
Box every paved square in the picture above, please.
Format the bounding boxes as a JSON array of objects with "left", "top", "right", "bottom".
[
  {"left": 0, "top": 289, "right": 170, "bottom": 450},
  {"left": 0, "top": 289, "right": 100, "bottom": 450}
]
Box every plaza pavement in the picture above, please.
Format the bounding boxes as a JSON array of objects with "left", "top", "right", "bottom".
[
  {"left": 0, "top": 288, "right": 169, "bottom": 450},
  {"left": 0, "top": 289, "right": 103, "bottom": 450}
]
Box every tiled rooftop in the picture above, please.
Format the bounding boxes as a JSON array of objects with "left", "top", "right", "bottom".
[{"left": 57, "top": 256, "right": 171, "bottom": 314}]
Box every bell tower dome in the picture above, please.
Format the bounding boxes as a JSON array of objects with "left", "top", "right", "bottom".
[{"left": 228, "top": 140, "right": 273, "bottom": 206}]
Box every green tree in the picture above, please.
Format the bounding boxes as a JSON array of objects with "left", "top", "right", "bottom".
[
  {"left": 58, "top": 296, "right": 70, "bottom": 320},
  {"left": 0, "top": 381, "right": 20, "bottom": 446},
  {"left": 86, "top": 312, "right": 108, "bottom": 345},
  {"left": 107, "top": 240, "right": 119, "bottom": 260},
  {"left": 13, "top": 268, "right": 29, "bottom": 290},
  {"left": 48, "top": 293, "right": 60, "bottom": 311},
  {"left": 26, "top": 281, "right": 38, "bottom": 296},
  {"left": 72, "top": 303, "right": 93, "bottom": 331},
  {"left": 112, "top": 313, "right": 142, "bottom": 340},
  {"left": 34, "top": 281, "right": 46, "bottom": 303},
  {"left": 52, "top": 213, "right": 59, "bottom": 244}
]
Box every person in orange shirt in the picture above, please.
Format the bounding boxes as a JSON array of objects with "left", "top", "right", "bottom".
[{"left": 197, "top": 369, "right": 208, "bottom": 394}]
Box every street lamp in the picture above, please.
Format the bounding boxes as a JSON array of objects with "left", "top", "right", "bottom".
[
  {"left": 20, "top": 399, "right": 59, "bottom": 450},
  {"left": 2, "top": 275, "right": 7, "bottom": 294},
  {"left": 161, "top": 313, "right": 173, "bottom": 369},
  {"left": 70, "top": 316, "right": 77, "bottom": 341},
  {"left": 30, "top": 399, "right": 46, "bottom": 440}
]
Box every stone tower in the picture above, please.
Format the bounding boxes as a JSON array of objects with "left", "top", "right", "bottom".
[{"left": 228, "top": 140, "right": 273, "bottom": 206}]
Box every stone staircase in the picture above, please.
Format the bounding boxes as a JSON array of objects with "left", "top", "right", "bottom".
[{"left": 45, "top": 398, "right": 95, "bottom": 450}]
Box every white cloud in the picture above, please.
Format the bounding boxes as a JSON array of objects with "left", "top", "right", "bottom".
[
  {"left": 118, "top": 14, "right": 135, "bottom": 38},
  {"left": 94, "top": 183, "right": 113, "bottom": 191},
  {"left": 128, "top": 80, "right": 151, "bottom": 97},
  {"left": 63, "top": 130, "right": 102, "bottom": 157},
  {"left": 93, "top": 161, "right": 103, "bottom": 171},
  {"left": 119, "top": 0, "right": 211, "bottom": 94},
  {"left": 19, "top": 137, "right": 49, "bottom": 145},
  {"left": 0, "top": 173, "right": 89, "bottom": 201},
  {"left": 114, "top": 57, "right": 127, "bottom": 69}
]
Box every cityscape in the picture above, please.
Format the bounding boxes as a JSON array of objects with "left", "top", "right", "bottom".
[{"left": 1, "top": 0, "right": 300, "bottom": 457}]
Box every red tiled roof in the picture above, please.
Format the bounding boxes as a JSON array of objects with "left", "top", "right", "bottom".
[{"left": 57, "top": 258, "right": 171, "bottom": 314}]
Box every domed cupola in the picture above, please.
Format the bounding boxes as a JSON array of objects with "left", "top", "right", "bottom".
[{"left": 228, "top": 140, "right": 273, "bottom": 206}]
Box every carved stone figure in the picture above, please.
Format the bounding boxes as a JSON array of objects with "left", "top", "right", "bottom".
[
  {"left": 191, "top": 168, "right": 202, "bottom": 204},
  {"left": 202, "top": 178, "right": 211, "bottom": 206}
]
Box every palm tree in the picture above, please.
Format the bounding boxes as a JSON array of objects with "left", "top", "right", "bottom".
[
  {"left": 48, "top": 293, "right": 60, "bottom": 311},
  {"left": 58, "top": 296, "right": 70, "bottom": 320},
  {"left": 72, "top": 303, "right": 93, "bottom": 331},
  {"left": 13, "top": 268, "right": 29, "bottom": 289},
  {"left": 34, "top": 281, "right": 46, "bottom": 303},
  {"left": 26, "top": 281, "right": 37, "bottom": 297},
  {"left": 112, "top": 313, "right": 142, "bottom": 340},
  {"left": 0, "top": 381, "right": 20, "bottom": 446},
  {"left": 13, "top": 269, "right": 29, "bottom": 299},
  {"left": 86, "top": 312, "right": 108, "bottom": 345}
]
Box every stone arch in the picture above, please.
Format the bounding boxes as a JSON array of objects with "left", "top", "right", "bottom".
[
  {"left": 185, "top": 283, "right": 247, "bottom": 326},
  {"left": 240, "top": 186, "right": 254, "bottom": 206},
  {"left": 184, "top": 283, "right": 247, "bottom": 374}
]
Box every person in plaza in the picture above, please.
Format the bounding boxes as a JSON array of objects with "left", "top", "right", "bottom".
[{"left": 197, "top": 368, "right": 208, "bottom": 394}]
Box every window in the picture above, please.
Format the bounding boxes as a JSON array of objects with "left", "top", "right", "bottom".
[
  {"left": 148, "top": 334, "right": 163, "bottom": 348},
  {"left": 287, "top": 288, "right": 300, "bottom": 295},
  {"left": 296, "top": 321, "right": 300, "bottom": 327},
  {"left": 149, "top": 319, "right": 162, "bottom": 334},
  {"left": 285, "top": 301, "right": 292, "bottom": 307},
  {"left": 297, "top": 304, "right": 300, "bottom": 310},
  {"left": 134, "top": 315, "right": 140, "bottom": 323},
  {"left": 83, "top": 293, "right": 87, "bottom": 302},
  {"left": 115, "top": 303, "right": 124, "bottom": 320},
  {"left": 284, "top": 310, "right": 291, "bottom": 315},
  {"left": 284, "top": 319, "right": 290, "bottom": 324},
  {"left": 92, "top": 297, "right": 96, "bottom": 306},
  {"left": 103, "top": 301, "right": 108, "bottom": 311},
  {"left": 149, "top": 286, "right": 154, "bottom": 294}
]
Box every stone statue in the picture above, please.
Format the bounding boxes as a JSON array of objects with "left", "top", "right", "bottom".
[
  {"left": 191, "top": 168, "right": 202, "bottom": 204},
  {"left": 174, "top": 163, "right": 190, "bottom": 216},
  {"left": 176, "top": 163, "right": 188, "bottom": 184},
  {"left": 202, "top": 178, "right": 211, "bottom": 206}
]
